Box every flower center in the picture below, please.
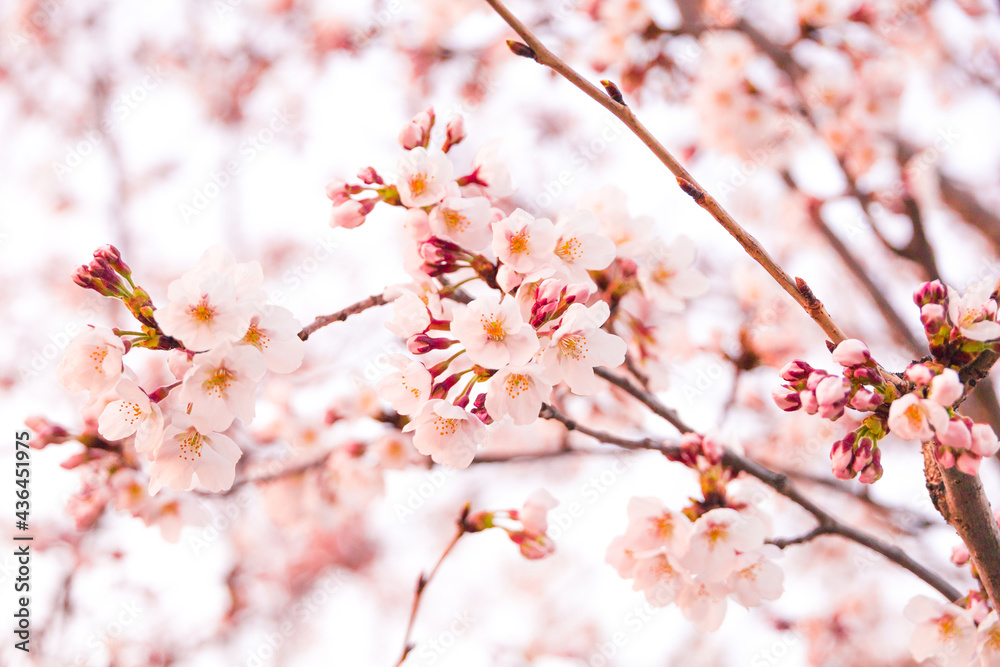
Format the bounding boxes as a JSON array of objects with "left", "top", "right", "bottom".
[
  {"left": 442, "top": 209, "right": 469, "bottom": 233},
  {"left": 433, "top": 416, "right": 459, "bottom": 436},
  {"left": 505, "top": 373, "right": 529, "bottom": 398},
  {"left": 556, "top": 236, "right": 582, "bottom": 262},
  {"left": 558, "top": 333, "right": 588, "bottom": 360},
  {"left": 903, "top": 403, "right": 924, "bottom": 428},
  {"left": 481, "top": 316, "right": 506, "bottom": 341},
  {"left": 409, "top": 173, "right": 429, "bottom": 197},
  {"left": 179, "top": 429, "right": 204, "bottom": 461},
  {"left": 203, "top": 366, "right": 234, "bottom": 398},
  {"left": 936, "top": 614, "right": 958, "bottom": 640},
  {"left": 89, "top": 348, "right": 108, "bottom": 372},
  {"left": 509, "top": 231, "right": 529, "bottom": 255},
  {"left": 705, "top": 523, "right": 728, "bottom": 544},
  {"left": 243, "top": 322, "right": 268, "bottom": 350},
  {"left": 188, "top": 296, "right": 216, "bottom": 324},
  {"left": 653, "top": 514, "right": 674, "bottom": 541}
]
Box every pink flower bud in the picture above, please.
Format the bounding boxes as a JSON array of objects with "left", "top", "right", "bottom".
[
  {"left": 971, "top": 423, "right": 1000, "bottom": 457},
  {"left": 805, "top": 370, "right": 829, "bottom": 391},
  {"left": 951, "top": 544, "right": 971, "bottom": 566},
  {"left": 905, "top": 363, "right": 934, "bottom": 386},
  {"left": 849, "top": 387, "right": 883, "bottom": 411},
  {"left": 779, "top": 360, "right": 813, "bottom": 382},
  {"left": 830, "top": 435, "right": 855, "bottom": 474},
  {"left": 935, "top": 444, "right": 956, "bottom": 469},
  {"left": 413, "top": 106, "right": 435, "bottom": 134},
  {"left": 563, "top": 282, "right": 593, "bottom": 305},
  {"left": 816, "top": 376, "right": 850, "bottom": 407},
  {"left": 398, "top": 121, "right": 423, "bottom": 150},
  {"left": 403, "top": 208, "right": 431, "bottom": 240},
  {"left": 443, "top": 115, "right": 466, "bottom": 151},
  {"left": 701, "top": 435, "right": 724, "bottom": 466},
  {"left": 800, "top": 390, "right": 818, "bottom": 415},
  {"left": 937, "top": 418, "right": 972, "bottom": 451},
  {"left": 325, "top": 179, "right": 350, "bottom": 204},
  {"left": 956, "top": 451, "right": 982, "bottom": 476},
  {"left": 357, "top": 166, "right": 384, "bottom": 185},
  {"left": 914, "top": 280, "right": 947, "bottom": 307},
  {"left": 851, "top": 437, "right": 874, "bottom": 473},
  {"left": 831, "top": 339, "right": 871, "bottom": 367},
  {"left": 329, "top": 200, "right": 367, "bottom": 229},
  {"left": 771, "top": 387, "right": 801, "bottom": 411},
  {"left": 858, "top": 450, "right": 883, "bottom": 483},
  {"left": 920, "top": 303, "right": 945, "bottom": 331}
]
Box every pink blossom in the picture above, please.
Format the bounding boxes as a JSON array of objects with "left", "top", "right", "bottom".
[
  {"left": 397, "top": 147, "right": 453, "bottom": 207},
  {"left": 238, "top": 306, "right": 305, "bottom": 374},
  {"left": 948, "top": 280, "right": 1000, "bottom": 342},
  {"left": 904, "top": 595, "right": 976, "bottom": 666},
  {"left": 905, "top": 363, "right": 935, "bottom": 386},
  {"left": 577, "top": 185, "right": 654, "bottom": 259},
  {"left": 376, "top": 356, "right": 432, "bottom": 416},
  {"left": 329, "top": 200, "right": 368, "bottom": 229},
  {"left": 830, "top": 338, "right": 871, "bottom": 367},
  {"left": 637, "top": 235, "right": 710, "bottom": 313},
  {"left": 519, "top": 489, "right": 558, "bottom": 536},
  {"left": 972, "top": 424, "right": 1000, "bottom": 457},
  {"left": 402, "top": 399, "right": 486, "bottom": 468},
  {"left": 472, "top": 139, "right": 515, "bottom": 198},
  {"left": 539, "top": 301, "right": 627, "bottom": 395},
  {"left": 428, "top": 195, "right": 492, "bottom": 252},
  {"left": 450, "top": 294, "right": 539, "bottom": 369},
  {"left": 938, "top": 418, "right": 973, "bottom": 451},
  {"left": 97, "top": 378, "right": 164, "bottom": 455},
  {"left": 815, "top": 375, "right": 850, "bottom": 420},
  {"left": 977, "top": 611, "right": 1000, "bottom": 666},
  {"left": 631, "top": 553, "right": 689, "bottom": 606},
  {"left": 729, "top": 544, "right": 784, "bottom": 608},
  {"left": 178, "top": 342, "right": 267, "bottom": 432},
  {"left": 484, "top": 363, "right": 552, "bottom": 425},
  {"left": 492, "top": 209, "right": 558, "bottom": 275},
  {"left": 682, "top": 508, "right": 765, "bottom": 581},
  {"left": 403, "top": 208, "right": 431, "bottom": 240},
  {"left": 149, "top": 415, "right": 243, "bottom": 494},
  {"left": 57, "top": 325, "right": 126, "bottom": 395},
  {"left": 887, "top": 392, "right": 949, "bottom": 442},
  {"left": 929, "top": 368, "right": 964, "bottom": 407},
  {"left": 621, "top": 496, "right": 692, "bottom": 556},
  {"left": 676, "top": 579, "right": 730, "bottom": 632},
  {"left": 549, "top": 210, "right": 617, "bottom": 285},
  {"left": 771, "top": 387, "right": 802, "bottom": 411},
  {"left": 606, "top": 536, "right": 638, "bottom": 579}
]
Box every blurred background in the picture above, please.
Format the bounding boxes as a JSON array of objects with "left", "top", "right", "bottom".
[{"left": 2, "top": 0, "right": 999, "bottom": 664}]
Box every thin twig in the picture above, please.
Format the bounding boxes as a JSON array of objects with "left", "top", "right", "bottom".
[
  {"left": 482, "top": 0, "right": 847, "bottom": 346},
  {"left": 298, "top": 293, "right": 388, "bottom": 341},
  {"left": 396, "top": 505, "right": 469, "bottom": 666},
  {"left": 539, "top": 404, "right": 962, "bottom": 602}
]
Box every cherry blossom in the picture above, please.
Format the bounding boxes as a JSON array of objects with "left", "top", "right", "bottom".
[
  {"left": 472, "top": 138, "right": 515, "bottom": 198},
  {"left": 978, "top": 611, "right": 1000, "bottom": 666},
  {"left": 948, "top": 279, "right": 1000, "bottom": 342},
  {"left": 631, "top": 553, "right": 690, "bottom": 606},
  {"left": 637, "top": 235, "right": 710, "bottom": 313},
  {"left": 376, "top": 356, "right": 433, "bottom": 416},
  {"left": 539, "top": 300, "right": 627, "bottom": 395},
  {"left": 681, "top": 508, "right": 766, "bottom": 581},
  {"left": 402, "top": 399, "right": 487, "bottom": 468},
  {"left": 428, "top": 195, "right": 493, "bottom": 252},
  {"left": 491, "top": 209, "right": 558, "bottom": 276},
  {"left": 97, "top": 377, "right": 165, "bottom": 454},
  {"left": 577, "top": 185, "right": 654, "bottom": 259},
  {"left": 548, "top": 210, "right": 617, "bottom": 285},
  {"left": 57, "top": 325, "right": 126, "bottom": 396},
  {"left": 830, "top": 339, "right": 871, "bottom": 367},
  {"left": 676, "top": 580, "right": 730, "bottom": 632},
  {"left": 449, "top": 294, "right": 539, "bottom": 369},
  {"left": 621, "top": 496, "right": 692, "bottom": 556},
  {"left": 484, "top": 363, "right": 552, "bottom": 425},
  {"left": 904, "top": 595, "right": 977, "bottom": 666},
  {"left": 178, "top": 342, "right": 267, "bottom": 432},
  {"left": 729, "top": 545, "right": 784, "bottom": 608},
  {"left": 149, "top": 415, "right": 243, "bottom": 494},
  {"left": 888, "top": 392, "right": 950, "bottom": 442},
  {"left": 239, "top": 306, "right": 305, "bottom": 374},
  {"left": 397, "top": 147, "right": 453, "bottom": 207}
]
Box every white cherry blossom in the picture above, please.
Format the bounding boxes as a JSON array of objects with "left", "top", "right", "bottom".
[
  {"left": 238, "top": 306, "right": 305, "bottom": 374},
  {"left": 484, "top": 363, "right": 552, "bottom": 425},
  {"left": 681, "top": 508, "right": 766, "bottom": 581},
  {"left": 397, "top": 147, "right": 453, "bottom": 207},
  {"left": 178, "top": 342, "right": 267, "bottom": 432},
  {"left": 97, "top": 377, "right": 164, "bottom": 455},
  {"left": 948, "top": 279, "right": 1000, "bottom": 342},
  {"left": 549, "top": 210, "right": 617, "bottom": 285},
  {"left": 57, "top": 325, "right": 126, "bottom": 395},
  {"left": 450, "top": 294, "right": 539, "bottom": 369},
  {"left": 376, "top": 356, "right": 433, "bottom": 416},
  {"left": 429, "top": 195, "right": 492, "bottom": 252},
  {"left": 729, "top": 544, "right": 784, "bottom": 608},
  {"left": 539, "top": 300, "right": 627, "bottom": 394},
  {"left": 149, "top": 415, "right": 243, "bottom": 494},
  {"left": 621, "top": 496, "right": 692, "bottom": 556},
  {"left": 904, "top": 595, "right": 977, "bottom": 667},
  {"left": 888, "top": 393, "right": 949, "bottom": 442},
  {"left": 492, "top": 209, "right": 558, "bottom": 275},
  {"left": 402, "top": 399, "right": 487, "bottom": 468},
  {"left": 637, "top": 235, "right": 710, "bottom": 313}
]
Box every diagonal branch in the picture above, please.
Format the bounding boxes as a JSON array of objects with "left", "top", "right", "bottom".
[{"left": 298, "top": 293, "right": 387, "bottom": 341}]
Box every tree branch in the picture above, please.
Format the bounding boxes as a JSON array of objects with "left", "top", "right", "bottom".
[{"left": 298, "top": 293, "right": 388, "bottom": 341}]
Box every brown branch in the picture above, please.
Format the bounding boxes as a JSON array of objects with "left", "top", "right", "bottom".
[
  {"left": 483, "top": 0, "right": 847, "bottom": 347},
  {"left": 539, "top": 404, "right": 962, "bottom": 602},
  {"left": 298, "top": 293, "right": 387, "bottom": 341},
  {"left": 595, "top": 367, "right": 693, "bottom": 434},
  {"left": 396, "top": 505, "right": 469, "bottom": 666},
  {"left": 938, "top": 465, "right": 1000, "bottom": 608}
]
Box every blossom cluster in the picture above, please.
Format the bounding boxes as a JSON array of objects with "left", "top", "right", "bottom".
[
  {"left": 57, "top": 245, "right": 305, "bottom": 494},
  {"left": 772, "top": 338, "right": 889, "bottom": 482},
  {"left": 606, "top": 497, "right": 783, "bottom": 632},
  {"left": 466, "top": 489, "right": 560, "bottom": 560},
  {"left": 325, "top": 107, "right": 709, "bottom": 468}
]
